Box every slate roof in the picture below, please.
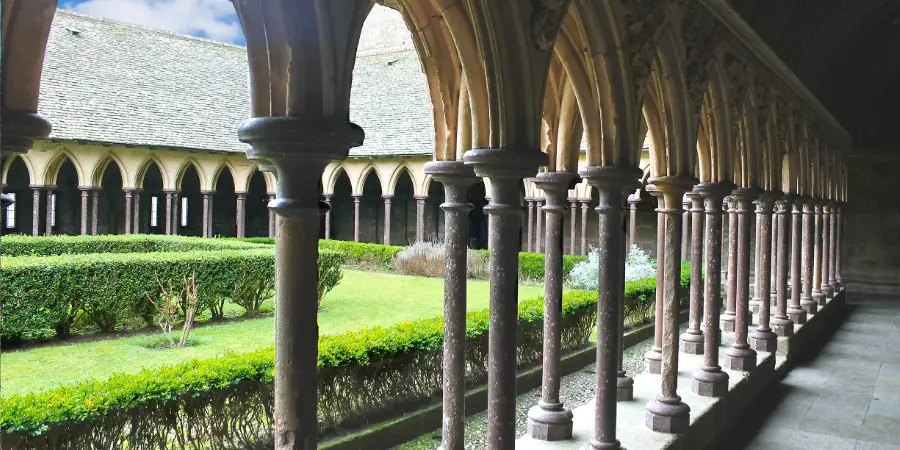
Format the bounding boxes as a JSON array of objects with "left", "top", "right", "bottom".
[{"left": 38, "top": 11, "right": 435, "bottom": 157}]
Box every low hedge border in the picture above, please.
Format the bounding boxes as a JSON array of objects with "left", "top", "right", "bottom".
[
  {"left": 1, "top": 234, "right": 267, "bottom": 257},
  {"left": 1, "top": 266, "right": 693, "bottom": 448}
]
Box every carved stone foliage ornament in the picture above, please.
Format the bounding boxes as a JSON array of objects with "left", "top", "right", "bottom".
[
  {"left": 622, "top": 0, "right": 665, "bottom": 104},
  {"left": 683, "top": 1, "right": 718, "bottom": 113},
  {"left": 531, "top": 0, "right": 567, "bottom": 50}
]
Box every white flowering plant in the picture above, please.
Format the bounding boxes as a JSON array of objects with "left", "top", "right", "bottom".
[{"left": 567, "top": 245, "right": 657, "bottom": 291}]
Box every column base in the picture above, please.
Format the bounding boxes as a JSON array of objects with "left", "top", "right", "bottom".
[
  {"left": 813, "top": 291, "right": 826, "bottom": 307},
  {"left": 679, "top": 330, "right": 704, "bottom": 354},
  {"left": 645, "top": 397, "right": 691, "bottom": 434},
  {"left": 617, "top": 373, "right": 634, "bottom": 402},
  {"left": 720, "top": 313, "right": 736, "bottom": 332},
  {"left": 822, "top": 285, "right": 834, "bottom": 299},
  {"left": 692, "top": 368, "right": 729, "bottom": 397},
  {"left": 586, "top": 439, "right": 625, "bottom": 450},
  {"left": 644, "top": 348, "right": 662, "bottom": 374},
  {"left": 800, "top": 297, "right": 819, "bottom": 315},
  {"left": 771, "top": 317, "right": 795, "bottom": 337},
  {"left": 830, "top": 281, "right": 840, "bottom": 293},
  {"left": 724, "top": 345, "right": 757, "bottom": 371},
  {"left": 787, "top": 307, "right": 807, "bottom": 324},
  {"left": 526, "top": 403, "right": 573, "bottom": 441},
  {"left": 749, "top": 329, "right": 778, "bottom": 352}
]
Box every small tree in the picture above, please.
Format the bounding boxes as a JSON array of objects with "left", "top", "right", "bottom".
[
  {"left": 317, "top": 250, "right": 345, "bottom": 310},
  {"left": 147, "top": 273, "right": 199, "bottom": 348}
]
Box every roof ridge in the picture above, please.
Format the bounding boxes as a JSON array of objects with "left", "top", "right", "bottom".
[{"left": 56, "top": 9, "right": 247, "bottom": 50}]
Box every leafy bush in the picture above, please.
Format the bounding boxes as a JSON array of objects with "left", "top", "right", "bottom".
[
  {"left": 568, "top": 245, "right": 658, "bottom": 290},
  {"left": 393, "top": 241, "right": 492, "bottom": 279},
  {"left": 317, "top": 250, "right": 345, "bottom": 309},
  {"left": 0, "top": 234, "right": 266, "bottom": 257},
  {"left": 1, "top": 291, "right": 598, "bottom": 447},
  {"left": 318, "top": 239, "right": 403, "bottom": 265}
]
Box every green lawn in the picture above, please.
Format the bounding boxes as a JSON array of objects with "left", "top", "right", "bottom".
[{"left": 1, "top": 270, "right": 546, "bottom": 397}]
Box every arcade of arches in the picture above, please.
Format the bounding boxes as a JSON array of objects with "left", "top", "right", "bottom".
[{"left": 6, "top": 0, "right": 900, "bottom": 449}]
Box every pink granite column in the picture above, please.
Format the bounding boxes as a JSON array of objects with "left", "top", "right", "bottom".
[
  {"left": 535, "top": 198, "right": 544, "bottom": 253},
  {"left": 834, "top": 205, "right": 843, "bottom": 288},
  {"left": 352, "top": 194, "right": 361, "bottom": 242},
  {"left": 750, "top": 192, "right": 777, "bottom": 352},
  {"left": 644, "top": 186, "right": 665, "bottom": 374},
  {"left": 821, "top": 203, "right": 834, "bottom": 298},
  {"left": 415, "top": 195, "right": 427, "bottom": 243},
  {"left": 79, "top": 187, "right": 90, "bottom": 235},
  {"left": 323, "top": 194, "right": 333, "bottom": 240},
  {"left": 31, "top": 186, "right": 42, "bottom": 237},
  {"left": 771, "top": 197, "right": 795, "bottom": 337},
  {"left": 236, "top": 192, "right": 247, "bottom": 238},
  {"left": 268, "top": 194, "right": 276, "bottom": 238},
  {"left": 580, "top": 199, "right": 589, "bottom": 255},
  {"left": 721, "top": 196, "right": 738, "bottom": 331},
  {"left": 132, "top": 189, "right": 141, "bottom": 234},
  {"left": 811, "top": 203, "right": 826, "bottom": 307},
  {"left": 526, "top": 199, "right": 535, "bottom": 252},
  {"left": 45, "top": 187, "right": 55, "bottom": 236},
  {"left": 164, "top": 190, "right": 174, "bottom": 235},
  {"left": 382, "top": 194, "right": 393, "bottom": 245},
  {"left": 628, "top": 194, "right": 639, "bottom": 250},
  {"left": 787, "top": 197, "right": 807, "bottom": 323},
  {"left": 91, "top": 189, "right": 100, "bottom": 236},
  {"left": 569, "top": 197, "right": 578, "bottom": 255},
  {"left": 680, "top": 189, "right": 705, "bottom": 354},
  {"left": 724, "top": 188, "right": 758, "bottom": 371}
]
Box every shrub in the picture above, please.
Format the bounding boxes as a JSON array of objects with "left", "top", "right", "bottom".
[
  {"left": 393, "top": 242, "right": 492, "bottom": 279},
  {"left": 568, "top": 245, "right": 658, "bottom": 290},
  {"left": 317, "top": 250, "right": 345, "bottom": 309},
  {"left": 318, "top": 239, "right": 403, "bottom": 265},
  {"left": 1, "top": 291, "right": 598, "bottom": 447},
  {"left": 0, "top": 234, "right": 266, "bottom": 257}
]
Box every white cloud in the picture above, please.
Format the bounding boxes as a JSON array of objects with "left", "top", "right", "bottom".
[{"left": 64, "top": 0, "right": 243, "bottom": 44}]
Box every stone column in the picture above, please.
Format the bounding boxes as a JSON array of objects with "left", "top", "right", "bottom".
[
  {"left": 800, "top": 200, "right": 818, "bottom": 314},
  {"left": 681, "top": 197, "right": 691, "bottom": 261},
  {"left": 770, "top": 205, "right": 779, "bottom": 302},
  {"left": 526, "top": 199, "right": 535, "bottom": 252},
  {"left": 628, "top": 194, "right": 639, "bottom": 250},
  {"left": 31, "top": 186, "right": 42, "bottom": 237},
  {"left": 750, "top": 193, "right": 777, "bottom": 352},
  {"left": 692, "top": 183, "right": 731, "bottom": 397},
  {"left": 724, "top": 188, "right": 758, "bottom": 371},
  {"left": 569, "top": 197, "right": 578, "bottom": 255},
  {"left": 772, "top": 197, "right": 795, "bottom": 337},
  {"left": 721, "top": 196, "right": 738, "bottom": 332},
  {"left": 123, "top": 189, "right": 133, "bottom": 234},
  {"left": 172, "top": 191, "right": 181, "bottom": 236},
  {"left": 644, "top": 186, "right": 665, "bottom": 374},
  {"left": 323, "top": 194, "right": 333, "bottom": 240},
  {"left": 200, "top": 190, "right": 213, "bottom": 238},
  {"left": 79, "top": 187, "right": 90, "bottom": 235},
  {"left": 352, "top": 194, "right": 361, "bottom": 242},
  {"left": 91, "top": 189, "right": 100, "bottom": 236},
  {"left": 617, "top": 190, "right": 635, "bottom": 403},
  {"left": 528, "top": 172, "right": 578, "bottom": 441},
  {"left": 236, "top": 192, "right": 247, "bottom": 238},
  {"left": 580, "top": 200, "right": 589, "bottom": 255},
  {"left": 424, "top": 161, "right": 475, "bottom": 450},
  {"left": 535, "top": 198, "right": 544, "bottom": 253},
  {"left": 268, "top": 194, "right": 276, "bottom": 238},
  {"left": 45, "top": 187, "right": 55, "bottom": 236},
  {"left": 680, "top": 190, "right": 705, "bottom": 354},
  {"left": 463, "top": 148, "right": 546, "bottom": 448},
  {"left": 833, "top": 204, "right": 843, "bottom": 288},
  {"left": 415, "top": 195, "right": 427, "bottom": 243},
  {"left": 788, "top": 198, "right": 807, "bottom": 323},
  {"left": 132, "top": 189, "right": 141, "bottom": 234},
  {"left": 164, "top": 190, "right": 174, "bottom": 235},
  {"left": 645, "top": 176, "right": 694, "bottom": 434},
  {"left": 382, "top": 194, "right": 393, "bottom": 245},
  {"left": 821, "top": 203, "right": 834, "bottom": 298},
  {"left": 811, "top": 203, "right": 826, "bottom": 307}
]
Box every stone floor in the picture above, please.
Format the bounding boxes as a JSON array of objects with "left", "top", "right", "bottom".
[{"left": 738, "top": 293, "right": 900, "bottom": 450}]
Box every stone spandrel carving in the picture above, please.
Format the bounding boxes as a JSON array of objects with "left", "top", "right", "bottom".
[
  {"left": 683, "top": 1, "right": 719, "bottom": 113},
  {"left": 530, "top": 0, "right": 568, "bottom": 51},
  {"left": 622, "top": 0, "right": 665, "bottom": 105}
]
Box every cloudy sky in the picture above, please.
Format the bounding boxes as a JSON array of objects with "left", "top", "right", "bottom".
[{"left": 62, "top": 0, "right": 410, "bottom": 49}]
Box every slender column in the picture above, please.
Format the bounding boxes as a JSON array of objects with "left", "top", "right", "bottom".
[
  {"left": 820, "top": 203, "right": 834, "bottom": 298},
  {"left": 164, "top": 190, "right": 174, "bottom": 235},
  {"left": 681, "top": 198, "right": 691, "bottom": 261},
  {"left": 750, "top": 197, "right": 762, "bottom": 315},
  {"left": 770, "top": 206, "right": 779, "bottom": 302},
  {"left": 617, "top": 189, "right": 635, "bottom": 402},
  {"left": 580, "top": 200, "right": 589, "bottom": 255},
  {"left": 800, "top": 201, "right": 818, "bottom": 314},
  {"left": 236, "top": 192, "right": 247, "bottom": 238},
  {"left": 628, "top": 194, "right": 639, "bottom": 250},
  {"left": 382, "top": 194, "right": 393, "bottom": 245},
  {"left": 828, "top": 203, "right": 838, "bottom": 291},
  {"left": 172, "top": 191, "right": 181, "bottom": 236},
  {"left": 680, "top": 190, "right": 705, "bottom": 354},
  {"left": 268, "top": 194, "right": 276, "bottom": 238},
  {"left": 79, "top": 187, "right": 90, "bottom": 235},
  {"left": 526, "top": 199, "right": 535, "bottom": 252},
  {"left": 200, "top": 190, "right": 213, "bottom": 238},
  {"left": 464, "top": 148, "right": 546, "bottom": 449},
  {"left": 323, "top": 194, "right": 333, "bottom": 240},
  {"left": 788, "top": 199, "right": 807, "bottom": 323},
  {"left": 749, "top": 193, "right": 777, "bottom": 352},
  {"left": 569, "top": 197, "right": 578, "bottom": 255},
  {"left": 123, "top": 189, "right": 133, "bottom": 234},
  {"left": 579, "top": 167, "right": 640, "bottom": 449},
  {"left": 528, "top": 172, "right": 578, "bottom": 441},
  {"left": 692, "top": 183, "right": 731, "bottom": 397},
  {"left": 31, "top": 186, "right": 42, "bottom": 237},
  {"left": 834, "top": 205, "right": 843, "bottom": 287},
  {"left": 771, "top": 197, "right": 795, "bottom": 337},
  {"left": 352, "top": 194, "right": 361, "bottom": 242},
  {"left": 91, "top": 189, "right": 100, "bottom": 236},
  {"left": 724, "top": 188, "right": 758, "bottom": 371},
  {"left": 644, "top": 187, "right": 665, "bottom": 375},
  {"left": 645, "top": 176, "right": 694, "bottom": 433},
  {"left": 425, "top": 161, "right": 475, "bottom": 450},
  {"left": 721, "top": 197, "right": 738, "bottom": 332},
  {"left": 415, "top": 195, "right": 427, "bottom": 243},
  {"left": 45, "top": 187, "right": 55, "bottom": 236},
  {"left": 132, "top": 189, "right": 141, "bottom": 234},
  {"left": 535, "top": 198, "right": 544, "bottom": 253},
  {"left": 811, "top": 203, "right": 826, "bottom": 307}
]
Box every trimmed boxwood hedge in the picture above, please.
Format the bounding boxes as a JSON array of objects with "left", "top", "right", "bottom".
[
  {"left": 0, "top": 290, "right": 599, "bottom": 448},
  {"left": 1, "top": 234, "right": 266, "bottom": 257},
  {"left": 1, "top": 249, "right": 277, "bottom": 340}
]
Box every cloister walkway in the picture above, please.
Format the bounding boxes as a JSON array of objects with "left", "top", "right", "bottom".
[{"left": 738, "top": 294, "right": 900, "bottom": 450}]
